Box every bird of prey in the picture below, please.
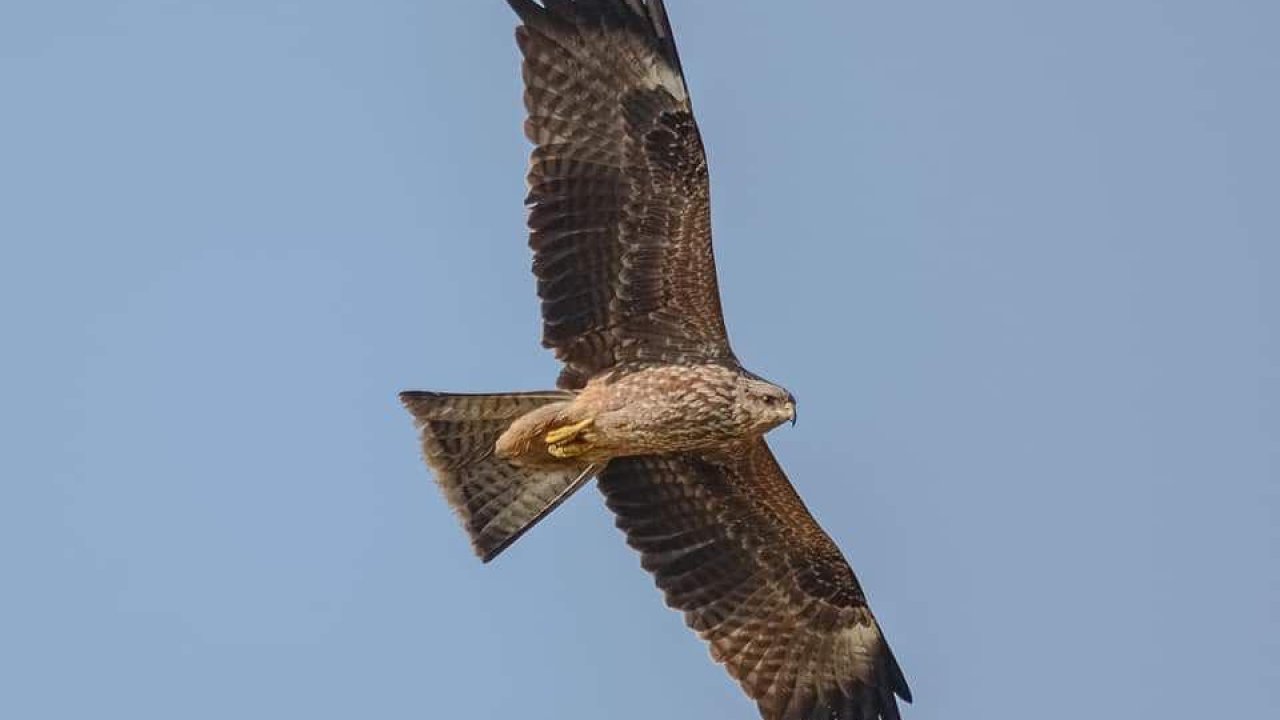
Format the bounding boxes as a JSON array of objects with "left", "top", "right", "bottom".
[{"left": 400, "top": 2, "right": 911, "bottom": 718}]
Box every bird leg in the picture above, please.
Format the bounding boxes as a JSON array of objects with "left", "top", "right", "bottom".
[{"left": 544, "top": 417, "right": 596, "bottom": 458}]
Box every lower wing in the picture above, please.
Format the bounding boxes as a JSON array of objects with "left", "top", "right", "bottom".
[{"left": 598, "top": 438, "right": 911, "bottom": 720}]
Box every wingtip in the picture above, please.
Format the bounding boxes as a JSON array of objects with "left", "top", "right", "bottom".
[
  {"left": 505, "top": 0, "right": 546, "bottom": 26},
  {"left": 884, "top": 644, "right": 913, "bottom": 704}
]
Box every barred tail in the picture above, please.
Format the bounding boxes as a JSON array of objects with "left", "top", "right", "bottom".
[{"left": 399, "top": 390, "right": 595, "bottom": 561}]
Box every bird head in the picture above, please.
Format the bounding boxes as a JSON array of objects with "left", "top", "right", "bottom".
[{"left": 741, "top": 376, "right": 797, "bottom": 432}]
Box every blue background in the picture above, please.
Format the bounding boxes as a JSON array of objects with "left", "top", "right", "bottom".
[{"left": 2, "top": 1, "right": 1276, "bottom": 718}]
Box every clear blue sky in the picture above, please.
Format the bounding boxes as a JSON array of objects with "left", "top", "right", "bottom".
[{"left": 2, "top": 1, "right": 1276, "bottom": 718}]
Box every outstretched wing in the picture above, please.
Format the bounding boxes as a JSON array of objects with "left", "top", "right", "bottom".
[
  {"left": 508, "top": 0, "right": 733, "bottom": 388},
  {"left": 599, "top": 439, "right": 912, "bottom": 720}
]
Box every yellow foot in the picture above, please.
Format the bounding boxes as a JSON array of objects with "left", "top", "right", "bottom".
[{"left": 545, "top": 417, "right": 595, "bottom": 458}]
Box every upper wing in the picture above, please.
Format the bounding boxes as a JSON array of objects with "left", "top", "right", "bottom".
[
  {"left": 507, "top": 0, "right": 733, "bottom": 388},
  {"left": 598, "top": 439, "right": 912, "bottom": 720}
]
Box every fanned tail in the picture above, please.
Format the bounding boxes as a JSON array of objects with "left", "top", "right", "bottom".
[{"left": 399, "top": 391, "right": 595, "bottom": 561}]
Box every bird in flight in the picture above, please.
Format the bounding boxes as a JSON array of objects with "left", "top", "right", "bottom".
[{"left": 400, "top": 2, "right": 911, "bottom": 718}]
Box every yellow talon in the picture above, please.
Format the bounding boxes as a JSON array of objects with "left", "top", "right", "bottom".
[
  {"left": 547, "top": 442, "right": 586, "bottom": 459},
  {"left": 545, "top": 417, "right": 595, "bottom": 458},
  {"left": 544, "top": 417, "right": 593, "bottom": 445}
]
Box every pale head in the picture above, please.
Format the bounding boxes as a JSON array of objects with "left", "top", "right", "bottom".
[{"left": 737, "top": 374, "right": 797, "bottom": 433}]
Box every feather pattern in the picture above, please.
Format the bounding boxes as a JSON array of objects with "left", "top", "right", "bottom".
[
  {"left": 509, "top": 0, "right": 733, "bottom": 388},
  {"left": 599, "top": 440, "right": 912, "bottom": 720},
  {"left": 403, "top": 5, "right": 913, "bottom": 718},
  {"left": 401, "top": 391, "right": 593, "bottom": 561}
]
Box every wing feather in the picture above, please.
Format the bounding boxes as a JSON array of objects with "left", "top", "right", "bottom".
[
  {"left": 598, "top": 439, "right": 912, "bottom": 720},
  {"left": 508, "top": 0, "right": 733, "bottom": 388}
]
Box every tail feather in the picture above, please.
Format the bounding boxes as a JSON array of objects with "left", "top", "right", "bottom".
[{"left": 399, "top": 391, "right": 594, "bottom": 561}]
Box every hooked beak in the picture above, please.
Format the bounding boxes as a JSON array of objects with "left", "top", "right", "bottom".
[{"left": 787, "top": 393, "right": 797, "bottom": 427}]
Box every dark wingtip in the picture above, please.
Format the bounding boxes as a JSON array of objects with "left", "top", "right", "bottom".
[
  {"left": 504, "top": 0, "right": 685, "bottom": 80},
  {"left": 885, "top": 643, "right": 913, "bottom": 703},
  {"left": 505, "top": 0, "right": 540, "bottom": 23},
  {"left": 505, "top": 0, "right": 563, "bottom": 31}
]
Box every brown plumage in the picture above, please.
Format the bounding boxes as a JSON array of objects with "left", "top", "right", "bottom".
[{"left": 400, "top": 2, "right": 911, "bottom": 719}]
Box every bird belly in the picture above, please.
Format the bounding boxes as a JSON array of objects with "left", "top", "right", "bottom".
[{"left": 583, "top": 364, "right": 749, "bottom": 458}]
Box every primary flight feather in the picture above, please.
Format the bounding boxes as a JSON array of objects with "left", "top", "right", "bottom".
[{"left": 401, "top": 2, "right": 911, "bottom": 718}]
